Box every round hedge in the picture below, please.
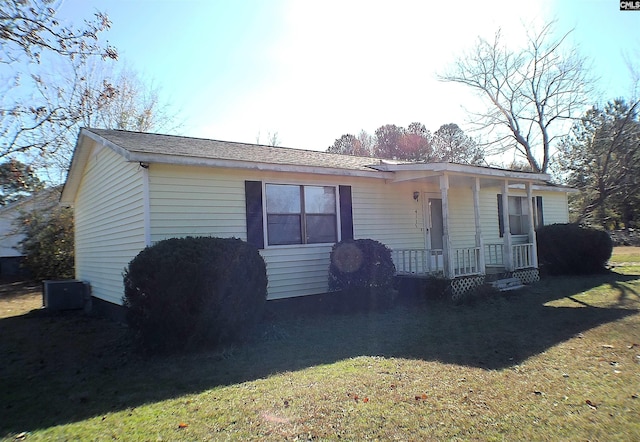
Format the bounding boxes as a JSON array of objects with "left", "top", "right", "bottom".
[
  {"left": 536, "top": 223, "right": 612, "bottom": 275},
  {"left": 328, "top": 239, "right": 396, "bottom": 311},
  {"left": 123, "top": 236, "right": 267, "bottom": 354}
]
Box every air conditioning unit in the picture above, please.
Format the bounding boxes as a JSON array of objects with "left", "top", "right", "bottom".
[{"left": 43, "top": 280, "right": 87, "bottom": 310}]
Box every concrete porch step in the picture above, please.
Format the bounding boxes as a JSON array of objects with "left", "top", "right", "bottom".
[{"left": 491, "top": 277, "right": 524, "bottom": 291}]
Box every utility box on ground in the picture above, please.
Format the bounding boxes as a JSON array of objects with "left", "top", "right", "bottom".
[{"left": 43, "top": 280, "right": 87, "bottom": 310}]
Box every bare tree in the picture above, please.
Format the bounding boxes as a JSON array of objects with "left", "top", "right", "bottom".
[
  {"left": 356, "top": 130, "right": 375, "bottom": 156},
  {"left": 440, "top": 22, "right": 591, "bottom": 172},
  {"left": 256, "top": 131, "right": 281, "bottom": 147},
  {"left": 35, "top": 61, "right": 183, "bottom": 180},
  {"left": 0, "top": 0, "right": 117, "bottom": 162},
  {"left": 623, "top": 49, "right": 640, "bottom": 101},
  {"left": 73, "top": 63, "right": 182, "bottom": 133}
]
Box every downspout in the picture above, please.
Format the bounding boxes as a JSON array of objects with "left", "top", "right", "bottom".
[{"left": 141, "top": 165, "right": 151, "bottom": 247}]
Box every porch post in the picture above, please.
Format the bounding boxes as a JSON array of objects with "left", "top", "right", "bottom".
[
  {"left": 501, "top": 180, "right": 514, "bottom": 272},
  {"left": 526, "top": 182, "right": 538, "bottom": 268},
  {"left": 440, "top": 174, "right": 454, "bottom": 278},
  {"left": 473, "top": 177, "right": 485, "bottom": 274}
]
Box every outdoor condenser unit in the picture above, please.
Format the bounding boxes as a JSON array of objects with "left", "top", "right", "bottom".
[{"left": 43, "top": 280, "right": 87, "bottom": 310}]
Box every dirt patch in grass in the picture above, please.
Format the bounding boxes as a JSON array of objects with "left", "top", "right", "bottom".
[
  {"left": 1, "top": 267, "right": 639, "bottom": 440},
  {"left": 0, "top": 280, "right": 42, "bottom": 318}
]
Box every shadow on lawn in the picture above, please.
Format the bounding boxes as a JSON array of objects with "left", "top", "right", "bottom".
[{"left": 0, "top": 271, "right": 638, "bottom": 436}]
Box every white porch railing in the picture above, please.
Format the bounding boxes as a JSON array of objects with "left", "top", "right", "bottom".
[
  {"left": 393, "top": 249, "right": 444, "bottom": 276},
  {"left": 485, "top": 243, "right": 534, "bottom": 270},
  {"left": 394, "top": 243, "right": 534, "bottom": 277},
  {"left": 512, "top": 243, "right": 534, "bottom": 270},
  {"left": 453, "top": 247, "right": 481, "bottom": 277},
  {"left": 485, "top": 243, "right": 504, "bottom": 266}
]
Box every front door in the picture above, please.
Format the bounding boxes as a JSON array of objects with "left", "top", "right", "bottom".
[{"left": 426, "top": 197, "right": 444, "bottom": 271}]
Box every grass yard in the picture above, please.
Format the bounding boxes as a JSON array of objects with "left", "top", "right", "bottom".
[
  {"left": 1, "top": 250, "right": 639, "bottom": 441},
  {"left": 609, "top": 246, "right": 640, "bottom": 265}
]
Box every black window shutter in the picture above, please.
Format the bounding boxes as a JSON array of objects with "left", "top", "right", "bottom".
[
  {"left": 245, "top": 181, "right": 264, "bottom": 249},
  {"left": 339, "top": 185, "right": 354, "bottom": 241},
  {"left": 536, "top": 196, "right": 544, "bottom": 227},
  {"left": 497, "top": 194, "right": 504, "bottom": 237}
]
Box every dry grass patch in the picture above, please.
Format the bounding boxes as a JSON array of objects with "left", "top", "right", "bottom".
[
  {"left": 0, "top": 280, "right": 42, "bottom": 318},
  {"left": 609, "top": 246, "right": 640, "bottom": 264}
]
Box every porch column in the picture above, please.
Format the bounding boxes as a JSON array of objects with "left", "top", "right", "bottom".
[
  {"left": 526, "top": 182, "right": 539, "bottom": 268},
  {"left": 473, "top": 177, "right": 486, "bottom": 274},
  {"left": 501, "top": 180, "right": 514, "bottom": 272},
  {"left": 440, "top": 174, "right": 454, "bottom": 278}
]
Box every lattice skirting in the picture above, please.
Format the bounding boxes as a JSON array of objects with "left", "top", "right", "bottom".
[
  {"left": 450, "top": 275, "right": 486, "bottom": 299},
  {"left": 448, "top": 268, "right": 539, "bottom": 302},
  {"left": 512, "top": 268, "right": 540, "bottom": 285}
]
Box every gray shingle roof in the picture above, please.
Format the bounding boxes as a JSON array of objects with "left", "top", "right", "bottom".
[{"left": 86, "top": 128, "right": 381, "bottom": 172}]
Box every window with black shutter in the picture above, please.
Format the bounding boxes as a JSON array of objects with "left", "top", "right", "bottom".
[
  {"left": 245, "top": 181, "right": 353, "bottom": 247},
  {"left": 498, "top": 194, "right": 544, "bottom": 236}
]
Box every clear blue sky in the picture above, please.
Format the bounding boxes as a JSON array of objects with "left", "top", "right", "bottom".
[{"left": 57, "top": 0, "right": 639, "bottom": 153}]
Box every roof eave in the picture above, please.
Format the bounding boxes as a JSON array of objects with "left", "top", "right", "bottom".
[
  {"left": 127, "top": 151, "right": 393, "bottom": 179},
  {"left": 61, "top": 129, "right": 139, "bottom": 205},
  {"left": 60, "top": 129, "right": 91, "bottom": 205},
  {"left": 373, "top": 161, "right": 552, "bottom": 182}
]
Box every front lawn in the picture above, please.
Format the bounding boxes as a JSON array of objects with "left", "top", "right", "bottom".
[
  {"left": 1, "top": 251, "right": 639, "bottom": 440},
  {"left": 609, "top": 246, "right": 640, "bottom": 264}
]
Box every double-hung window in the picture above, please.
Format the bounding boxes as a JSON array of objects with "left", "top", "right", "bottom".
[
  {"left": 265, "top": 184, "right": 338, "bottom": 245},
  {"left": 498, "top": 194, "right": 544, "bottom": 237},
  {"left": 508, "top": 196, "right": 530, "bottom": 235}
]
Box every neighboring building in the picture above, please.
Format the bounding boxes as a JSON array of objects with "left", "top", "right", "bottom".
[
  {"left": 61, "top": 128, "right": 572, "bottom": 313},
  {"left": 0, "top": 187, "right": 60, "bottom": 278}
]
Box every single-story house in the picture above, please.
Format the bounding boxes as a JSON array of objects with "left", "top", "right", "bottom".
[
  {"left": 61, "top": 128, "right": 572, "bottom": 314},
  {"left": 0, "top": 187, "right": 60, "bottom": 278}
]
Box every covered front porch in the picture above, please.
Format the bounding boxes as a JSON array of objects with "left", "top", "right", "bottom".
[{"left": 368, "top": 162, "right": 551, "bottom": 285}]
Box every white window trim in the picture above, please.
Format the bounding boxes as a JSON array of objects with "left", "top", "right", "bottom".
[{"left": 262, "top": 181, "right": 342, "bottom": 249}]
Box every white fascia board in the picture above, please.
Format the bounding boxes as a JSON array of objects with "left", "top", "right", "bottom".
[
  {"left": 371, "top": 161, "right": 551, "bottom": 182},
  {"left": 509, "top": 183, "right": 580, "bottom": 193},
  {"left": 126, "top": 151, "right": 393, "bottom": 179},
  {"left": 391, "top": 170, "right": 442, "bottom": 183},
  {"left": 60, "top": 130, "right": 92, "bottom": 205},
  {"left": 82, "top": 128, "right": 135, "bottom": 160},
  {"left": 61, "top": 129, "right": 136, "bottom": 205}
]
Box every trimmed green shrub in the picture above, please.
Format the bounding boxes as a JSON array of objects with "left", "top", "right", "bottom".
[
  {"left": 18, "top": 205, "right": 74, "bottom": 280},
  {"left": 328, "top": 239, "right": 396, "bottom": 312},
  {"left": 123, "top": 236, "right": 267, "bottom": 354},
  {"left": 536, "top": 223, "right": 612, "bottom": 275}
]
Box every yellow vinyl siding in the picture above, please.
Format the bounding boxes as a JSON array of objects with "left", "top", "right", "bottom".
[
  {"left": 149, "top": 165, "right": 344, "bottom": 299},
  {"left": 74, "top": 143, "right": 145, "bottom": 305},
  {"left": 149, "top": 165, "right": 247, "bottom": 241},
  {"left": 352, "top": 180, "right": 424, "bottom": 250},
  {"left": 478, "top": 187, "right": 569, "bottom": 248},
  {"left": 260, "top": 245, "right": 333, "bottom": 299},
  {"left": 148, "top": 166, "right": 427, "bottom": 299},
  {"left": 538, "top": 191, "right": 569, "bottom": 224},
  {"left": 448, "top": 187, "right": 477, "bottom": 249},
  {"left": 478, "top": 187, "right": 502, "bottom": 246}
]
